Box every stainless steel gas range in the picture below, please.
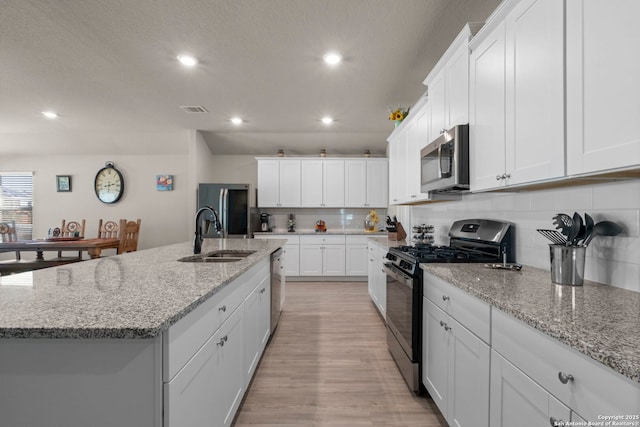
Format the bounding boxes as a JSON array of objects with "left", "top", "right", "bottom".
[{"left": 384, "top": 219, "right": 515, "bottom": 393}]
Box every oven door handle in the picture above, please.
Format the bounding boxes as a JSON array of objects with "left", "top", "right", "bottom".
[{"left": 384, "top": 263, "right": 414, "bottom": 288}]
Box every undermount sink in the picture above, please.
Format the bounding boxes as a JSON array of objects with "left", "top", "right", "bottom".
[{"left": 177, "top": 250, "right": 256, "bottom": 263}]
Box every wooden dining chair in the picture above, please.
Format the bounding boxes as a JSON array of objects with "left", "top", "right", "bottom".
[
  {"left": 118, "top": 219, "right": 141, "bottom": 254},
  {"left": 97, "top": 219, "right": 121, "bottom": 238},
  {"left": 57, "top": 219, "right": 86, "bottom": 259},
  {"left": 0, "top": 220, "right": 20, "bottom": 259}
]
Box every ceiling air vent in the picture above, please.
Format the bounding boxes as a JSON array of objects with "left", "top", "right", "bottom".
[{"left": 180, "top": 106, "right": 208, "bottom": 113}]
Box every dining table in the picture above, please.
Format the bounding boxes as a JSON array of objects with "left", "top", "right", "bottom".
[{"left": 0, "top": 237, "right": 120, "bottom": 263}]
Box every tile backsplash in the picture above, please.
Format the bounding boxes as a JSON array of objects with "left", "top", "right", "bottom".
[
  {"left": 407, "top": 180, "right": 640, "bottom": 293},
  {"left": 259, "top": 208, "right": 387, "bottom": 233}
]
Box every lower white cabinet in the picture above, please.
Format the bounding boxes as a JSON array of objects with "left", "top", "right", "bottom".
[
  {"left": 254, "top": 235, "right": 299, "bottom": 276},
  {"left": 490, "top": 350, "right": 570, "bottom": 427},
  {"left": 243, "top": 274, "right": 271, "bottom": 386},
  {"left": 422, "top": 298, "right": 490, "bottom": 427},
  {"left": 367, "top": 242, "right": 387, "bottom": 319},
  {"left": 165, "top": 305, "right": 245, "bottom": 427},
  {"left": 299, "top": 235, "right": 346, "bottom": 276},
  {"left": 164, "top": 258, "right": 272, "bottom": 427},
  {"left": 345, "top": 235, "right": 370, "bottom": 276}
]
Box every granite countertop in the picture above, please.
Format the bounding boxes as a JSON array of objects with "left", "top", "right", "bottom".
[
  {"left": 420, "top": 263, "right": 640, "bottom": 383},
  {"left": 254, "top": 230, "right": 388, "bottom": 236},
  {"left": 367, "top": 236, "right": 408, "bottom": 250},
  {"left": 0, "top": 239, "right": 286, "bottom": 340}
]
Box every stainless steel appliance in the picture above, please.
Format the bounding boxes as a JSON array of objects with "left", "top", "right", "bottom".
[
  {"left": 385, "top": 219, "right": 514, "bottom": 393},
  {"left": 260, "top": 213, "right": 273, "bottom": 232},
  {"left": 270, "top": 248, "right": 284, "bottom": 335},
  {"left": 198, "top": 183, "right": 251, "bottom": 238},
  {"left": 420, "top": 124, "right": 469, "bottom": 193}
]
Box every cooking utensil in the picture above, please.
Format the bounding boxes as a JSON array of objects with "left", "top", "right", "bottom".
[
  {"left": 582, "top": 221, "right": 622, "bottom": 247},
  {"left": 552, "top": 213, "right": 573, "bottom": 237},
  {"left": 537, "top": 229, "right": 568, "bottom": 245},
  {"left": 566, "top": 212, "right": 583, "bottom": 246},
  {"left": 392, "top": 216, "right": 398, "bottom": 225},
  {"left": 581, "top": 213, "right": 594, "bottom": 246}
]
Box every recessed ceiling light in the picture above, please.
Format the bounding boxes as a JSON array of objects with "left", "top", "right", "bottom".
[
  {"left": 230, "top": 117, "right": 243, "bottom": 125},
  {"left": 177, "top": 55, "right": 198, "bottom": 67},
  {"left": 42, "top": 111, "right": 58, "bottom": 119},
  {"left": 323, "top": 51, "right": 342, "bottom": 66},
  {"left": 321, "top": 116, "right": 334, "bottom": 125}
]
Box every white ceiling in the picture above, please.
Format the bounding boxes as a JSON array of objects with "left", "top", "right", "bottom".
[{"left": 0, "top": 0, "right": 500, "bottom": 156}]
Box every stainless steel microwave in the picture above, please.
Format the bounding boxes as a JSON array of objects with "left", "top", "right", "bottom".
[{"left": 420, "top": 124, "right": 469, "bottom": 193}]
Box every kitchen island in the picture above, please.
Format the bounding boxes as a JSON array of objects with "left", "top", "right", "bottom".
[{"left": 0, "top": 238, "right": 285, "bottom": 427}]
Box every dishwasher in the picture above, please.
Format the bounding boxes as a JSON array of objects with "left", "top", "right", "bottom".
[{"left": 270, "top": 248, "right": 284, "bottom": 335}]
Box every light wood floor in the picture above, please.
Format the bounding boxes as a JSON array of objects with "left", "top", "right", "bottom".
[{"left": 233, "top": 281, "right": 447, "bottom": 427}]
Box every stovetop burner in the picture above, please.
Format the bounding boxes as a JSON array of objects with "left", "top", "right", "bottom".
[{"left": 393, "top": 244, "right": 498, "bottom": 263}]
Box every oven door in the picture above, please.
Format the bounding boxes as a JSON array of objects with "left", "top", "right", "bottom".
[{"left": 384, "top": 263, "right": 417, "bottom": 361}]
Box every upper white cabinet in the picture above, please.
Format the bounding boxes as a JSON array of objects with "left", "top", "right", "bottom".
[
  {"left": 469, "top": 0, "right": 565, "bottom": 191},
  {"left": 300, "top": 159, "right": 345, "bottom": 207},
  {"left": 257, "top": 157, "right": 385, "bottom": 208},
  {"left": 344, "top": 158, "right": 388, "bottom": 208},
  {"left": 257, "top": 159, "right": 301, "bottom": 207},
  {"left": 566, "top": 0, "right": 640, "bottom": 175},
  {"left": 424, "top": 24, "right": 481, "bottom": 143}
]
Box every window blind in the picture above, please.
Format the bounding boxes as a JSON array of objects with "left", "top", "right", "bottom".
[{"left": 0, "top": 172, "right": 33, "bottom": 240}]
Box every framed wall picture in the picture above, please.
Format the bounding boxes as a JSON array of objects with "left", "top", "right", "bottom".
[
  {"left": 56, "top": 175, "right": 71, "bottom": 192},
  {"left": 156, "top": 174, "right": 174, "bottom": 191}
]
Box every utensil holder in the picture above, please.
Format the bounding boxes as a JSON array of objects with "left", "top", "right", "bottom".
[{"left": 549, "top": 245, "right": 586, "bottom": 286}]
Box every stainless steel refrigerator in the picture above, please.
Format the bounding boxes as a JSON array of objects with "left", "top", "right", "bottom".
[{"left": 197, "top": 183, "right": 252, "bottom": 238}]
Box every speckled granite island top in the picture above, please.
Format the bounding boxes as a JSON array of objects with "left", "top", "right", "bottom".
[
  {"left": 0, "top": 239, "right": 285, "bottom": 340},
  {"left": 420, "top": 263, "right": 640, "bottom": 383}
]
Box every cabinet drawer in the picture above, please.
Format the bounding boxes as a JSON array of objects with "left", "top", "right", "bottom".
[
  {"left": 254, "top": 234, "right": 299, "bottom": 245},
  {"left": 300, "top": 235, "right": 345, "bottom": 245},
  {"left": 492, "top": 308, "right": 640, "bottom": 421},
  {"left": 346, "top": 235, "right": 369, "bottom": 245},
  {"left": 163, "top": 259, "right": 269, "bottom": 382},
  {"left": 423, "top": 271, "right": 490, "bottom": 343}
]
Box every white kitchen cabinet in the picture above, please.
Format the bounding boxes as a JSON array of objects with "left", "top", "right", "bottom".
[
  {"left": 243, "top": 274, "right": 271, "bottom": 387},
  {"left": 470, "top": 0, "right": 564, "bottom": 191},
  {"left": 406, "top": 99, "right": 431, "bottom": 202},
  {"left": 344, "top": 159, "right": 388, "bottom": 208},
  {"left": 257, "top": 159, "right": 301, "bottom": 207},
  {"left": 254, "top": 234, "right": 299, "bottom": 276},
  {"left": 165, "top": 305, "right": 245, "bottom": 427},
  {"left": 387, "top": 132, "right": 402, "bottom": 205},
  {"left": 492, "top": 308, "right": 640, "bottom": 422},
  {"left": 367, "top": 242, "right": 387, "bottom": 319},
  {"left": 300, "top": 159, "right": 345, "bottom": 207},
  {"left": 422, "top": 298, "right": 490, "bottom": 427},
  {"left": 424, "top": 24, "right": 479, "bottom": 143},
  {"left": 490, "top": 350, "right": 570, "bottom": 427},
  {"left": 345, "top": 235, "right": 368, "bottom": 276},
  {"left": 299, "top": 235, "right": 346, "bottom": 276},
  {"left": 566, "top": 0, "right": 640, "bottom": 175}
]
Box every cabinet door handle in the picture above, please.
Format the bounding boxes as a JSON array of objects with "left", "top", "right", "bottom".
[
  {"left": 411, "top": 195, "right": 417, "bottom": 198},
  {"left": 260, "top": 288, "right": 266, "bottom": 294},
  {"left": 217, "top": 335, "right": 228, "bottom": 347},
  {"left": 558, "top": 372, "right": 574, "bottom": 384},
  {"left": 496, "top": 174, "right": 503, "bottom": 181},
  {"left": 381, "top": 269, "right": 386, "bottom": 274},
  {"left": 442, "top": 295, "right": 450, "bottom": 301},
  {"left": 439, "top": 320, "right": 451, "bottom": 331},
  {"left": 218, "top": 305, "right": 227, "bottom": 312},
  {"left": 503, "top": 173, "right": 511, "bottom": 180},
  {"left": 549, "top": 417, "right": 565, "bottom": 426}
]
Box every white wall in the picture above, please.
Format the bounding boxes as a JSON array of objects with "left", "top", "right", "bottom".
[
  {"left": 1, "top": 131, "right": 191, "bottom": 254},
  {"left": 410, "top": 180, "right": 640, "bottom": 292},
  {"left": 200, "top": 154, "right": 259, "bottom": 207}
]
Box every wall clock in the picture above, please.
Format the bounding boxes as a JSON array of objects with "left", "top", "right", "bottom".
[{"left": 94, "top": 161, "right": 125, "bottom": 204}]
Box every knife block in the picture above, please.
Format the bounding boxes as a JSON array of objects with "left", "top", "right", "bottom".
[{"left": 388, "top": 222, "right": 407, "bottom": 241}]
